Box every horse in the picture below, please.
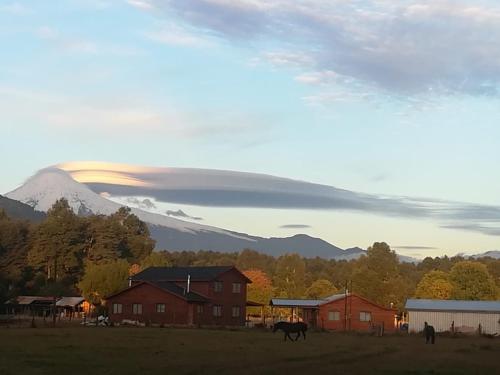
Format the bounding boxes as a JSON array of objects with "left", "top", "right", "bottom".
[
  {"left": 272, "top": 321, "right": 308, "bottom": 341},
  {"left": 424, "top": 321, "right": 435, "bottom": 344}
]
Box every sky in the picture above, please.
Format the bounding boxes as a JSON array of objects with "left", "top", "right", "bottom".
[{"left": 1, "top": 0, "right": 500, "bottom": 257}]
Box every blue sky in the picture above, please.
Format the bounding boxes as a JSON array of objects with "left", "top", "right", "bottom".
[{"left": 2, "top": 0, "right": 500, "bottom": 256}]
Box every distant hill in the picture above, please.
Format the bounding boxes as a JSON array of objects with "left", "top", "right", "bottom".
[
  {"left": 0, "top": 194, "right": 46, "bottom": 222},
  {"left": 470, "top": 251, "right": 500, "bottom": 260}
]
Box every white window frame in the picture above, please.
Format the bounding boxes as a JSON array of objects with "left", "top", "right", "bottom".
[
  {"left": 132, "top": 303, "right": 143, "bottom": 315},
  {"left": 156, "top": 303, "right": 165, "bottom": 313},
  {"left": 232, "top": 283, "right": 241, "bottom": 293},
  {"left": 214, "top": 281, "right": 223, "bottom": 293},
  {"left": 232, "top": 306, "right": 240, "bottom": 318},
  {"left": 112, "top": 303, "right": 122, "bottom": 314},
  {"left": 359, "top": 311, "right": 372, "bottom": 322},
  {"left": 213, "top": 305, "right": 222, "bottom": 317},
  {"left": 196, "top": 305, "right": 204, "bottom": 314},
  {"left": 328, "top": 311, "right": 340, "bottom": 321}
]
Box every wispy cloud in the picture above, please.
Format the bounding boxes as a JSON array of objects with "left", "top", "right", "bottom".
[
  {"left": 280, "top": 224, "right": 312, "bottom": 229},
  {"left": 56, "top": 161, "right": 500, "bottom": 237},
  {"left": 0, "top": 2, "right": 32, "bottom": 15},
  {"left": 131, "top": 1, "right": 500, "bottom": 98},
  {"left": 393, "top": 246, "right": 438, "bottom": 251},
  {"left": 144, "top": 23, "right": 213, "bottom": 47},
  {"left": 166, "top": 209, "right": 203, "bottom": 221}
]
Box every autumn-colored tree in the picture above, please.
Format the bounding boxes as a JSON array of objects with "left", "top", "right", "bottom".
[
  {"left": 273, "top": 253, "right": 306, "bottom": 298},
  {"left": 450, "top": 261, "right": 498, "bottom": 300},
  {"left": 415, "top": 270, "right": 454, "bottom": 299},
  {"left": 78, "top": 259, "right": 130, "bottom": 305},
  {"left": 140, "top": 252, "right": 171, "bottom": 269},
  {"left": 305, "top": 279, "right": 338, "bottom": 299},
  {"left": 244, "top": 269, "right": 273, "bottom": 305}
]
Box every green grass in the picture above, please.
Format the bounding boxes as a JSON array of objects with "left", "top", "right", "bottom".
[{"left": 0, "top": 326, "right": 499, "bottom": 375}]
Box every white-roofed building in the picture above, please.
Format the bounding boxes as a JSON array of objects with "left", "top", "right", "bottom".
[{"left": 405, "top": 299, "right": 500, "bottom": 335}]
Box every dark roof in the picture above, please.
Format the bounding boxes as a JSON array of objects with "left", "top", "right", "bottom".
[
  {"left": 151, "top": 281, "right": 208, "bottom": 303},
  {"left": 132, "top": 266, "right": 250, "bottom": 282},
  {"left": 105, "top": 281, "right": 208, "bottom": 303}
]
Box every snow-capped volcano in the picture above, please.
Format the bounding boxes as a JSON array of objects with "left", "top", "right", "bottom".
[
  {"left": 4, "top": 166, "right": 395, "bottom": 260},
  {"left": 5, "top": 167, "right": 251, "bottom": 237}
]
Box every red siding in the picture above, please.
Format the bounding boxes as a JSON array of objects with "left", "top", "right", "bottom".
[
  {"left": 106, "top": 283, "right": 195, "bottom": 325},
  {"left": 108, "top": 268, "right": 248, "bottom": 326},
  {"left": 177, "top": 268, "right": 247, "bottom": 326},
  {"left": 318, "top": 295, "right": 396, "bottom": 332}
]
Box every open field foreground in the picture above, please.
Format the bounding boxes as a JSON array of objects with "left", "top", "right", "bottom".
[{"left": 1, "top": 328, "right": 499, "bottom": 375}]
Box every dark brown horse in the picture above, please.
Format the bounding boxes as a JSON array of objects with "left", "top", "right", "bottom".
[{"left": 272, "top": 321, "right": 307, "bottom": 341}]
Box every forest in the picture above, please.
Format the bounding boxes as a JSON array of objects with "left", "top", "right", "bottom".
[{"left": 1, "top": 199, "right": 499, "bottom": 311}]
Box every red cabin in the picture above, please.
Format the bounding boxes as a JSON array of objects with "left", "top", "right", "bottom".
[
  {"left": 106, "top": 266, "right": 251, "bottom": 326},
  {"left": 318, "top": 293, "right": 397, "bottom": 332}
]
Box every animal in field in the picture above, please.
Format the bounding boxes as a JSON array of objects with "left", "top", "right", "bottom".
[
  {"left": 272, "top": 321, "right": 307, "bottom": 341},
  {"left": 424, "top": 321, "right": 435, "bottom": 344}
]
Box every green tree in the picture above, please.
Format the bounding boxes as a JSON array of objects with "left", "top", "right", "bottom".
[
  {"left": 273, "top": 253, "right": 306, "bottom": 298},
  {"left": 305, "top": 279, "right": 338, "bottom": 299},
  {"left": 352, "top": 242, "right": 407, "bottom": 308},
  {"left": 449, "top": 261, "right": 498, "bottom": 300},
  {"left": 140, "top": 252, "right": 171, "bottom": 269},
  {"left": 112, "top": 207, "right": 155, "bottom": 262},
  {"left": 28, "top": 199, "right": 87, "bottom": 281},
  {"left": 78, "top": 259, "right": 130, "bottom": 305},
  {"left": 415, "top": 270, "right": 454, "bottom": 299}
]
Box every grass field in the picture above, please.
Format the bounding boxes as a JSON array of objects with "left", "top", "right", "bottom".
[{"left": 0, "top": 326, "right": 499, "bottom": 375}]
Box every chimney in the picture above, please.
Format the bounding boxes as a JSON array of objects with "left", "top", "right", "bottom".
[{"left": 187, "top": 274, "right": 191, "bottom": 294}]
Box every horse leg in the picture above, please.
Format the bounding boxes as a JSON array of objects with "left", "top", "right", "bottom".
[
  {"left": 302, "top": 330, "right": 306, "bottom": 340},
  {"left": 284, "top": 332, "right": 287, "bottom": 341},
  {"left": 295, "top": 332, "right": 300, "bottom": 341},
  {"left": 286, "top": 332, "right": 293, "bottom": 341}
]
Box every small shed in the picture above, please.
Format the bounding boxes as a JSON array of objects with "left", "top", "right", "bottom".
[
  {"left": 405, "top": 299, "right": 500, "bottom": 335},
  {"left": 270, "top": 298, "right": 324, "bottom": 327}
]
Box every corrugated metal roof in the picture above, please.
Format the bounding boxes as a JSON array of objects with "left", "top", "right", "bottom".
[
  {"left": 405, "top": 299, "right": 500, "bottom": 312},
  {"left": 270, "top": 299, "right": 323, "bottom": 307},
  {"left": 56, "top": 297, "right": 85, "bottom": 307},
  {"left": 321, "top": 293, "right": 348, "bottom": 305},
  {"left": 14, "top": 296, "right": 54, "bottom": 305}
]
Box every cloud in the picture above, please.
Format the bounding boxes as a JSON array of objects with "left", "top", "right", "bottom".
[
  {"left": 127, "top": 0, "right": 154, "bottom": 10},
  {"left": 131, "top": 1, "right": 500, "bottom": 97},
  {"left": 0, "top": 2, "right": 32, "bottom": 15},
  {"left": 166, "top": 209, "right": 203, "bottom": 220},
  {"left": 280, "top": 224, "right": 312, "bottom": 229},
  {"left": 144, "top": 24, "right": 213, "bottom": 47},
  {"left": 56, "top": 161, "right": 500, "bottom": 237},
  {"left": 125, "top": 197, "right": 157, "bottom": 210},
  {"left": 393, "top": 246, "right": 438, "bottom": 251}
]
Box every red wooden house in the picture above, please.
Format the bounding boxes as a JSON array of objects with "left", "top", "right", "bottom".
[
  {"left": 318, "top": 293, "right": 397, "bottom": 332},
  {"left": 106, "top": 266, "right": 251, "bottom": 326}
]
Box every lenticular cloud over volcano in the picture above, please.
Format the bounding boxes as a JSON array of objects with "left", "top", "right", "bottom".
[{"left": 56, "top": 161, "right": 500, "bottom": 236}]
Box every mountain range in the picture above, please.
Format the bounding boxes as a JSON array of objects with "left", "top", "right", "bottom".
[{"left": 4, "top": 167, "right": 498, "bottom": 261}]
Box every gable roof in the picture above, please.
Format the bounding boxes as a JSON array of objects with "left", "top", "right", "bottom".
[
  {"left": 105, "top": 281, "right": 209, "bottom": 303},
  {"left": 405, "top": 299, "right": 500, "bottom": 313},
  {"left": 131, "top": 266, "right": 251, "bottom": 283},
  {"left": 56, "top": 297, "right": 85, "bottom": 307},
  {"left": 270, "top": 298, "right": 323, "bottom": 308},
  {"left": 320, "top": 293, "right": 396, "bottom": 311}
]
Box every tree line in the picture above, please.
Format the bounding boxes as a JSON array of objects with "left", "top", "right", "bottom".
[{"left": 1, "top": 199, "right": 499, "bottom": 311}]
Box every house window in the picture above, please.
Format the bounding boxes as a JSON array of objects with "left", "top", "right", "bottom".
[
  {"left": 232, "top": 283, "right": 241, "bottom": 293},
  {"left": 328, "top": 311, "right": 340, "bottom": 321},
  {"left": 112, "top": 303, "right": 122, "bottom": 314},
  {"left": 196, "top": 305, "right": 204, "bottom": 314},
  {"left": 213, "top": 305, "right": 222, "bottom": 317},
  {"left": 214, "top": 281, "right": 223, "bottom": 293},
  {"left": 156, "top": 303, "right": 165, "bottom": 313},
  {"left": 132, "top": 303, "right": 143, "bottom": 315},
  {"left": 360, "top": 311, "right": 372, "bottom": 322},
  {"left": 232, "top": 306, "right": 241, "bottom": 318}
]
